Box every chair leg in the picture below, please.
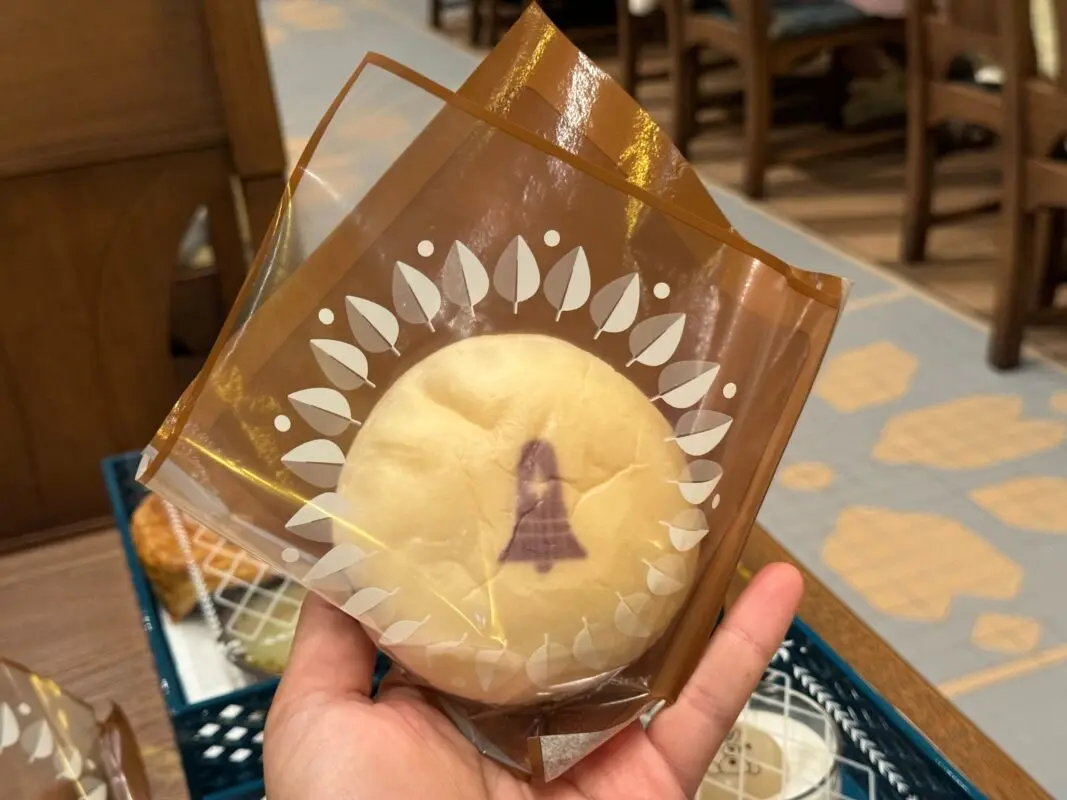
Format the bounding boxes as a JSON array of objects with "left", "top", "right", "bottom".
[
  {"left": 902, "top": 127, "right": 937, "bottom": 264},
  {"left": 469, "top": 0, "right": 483, "bottom": 46},
  {"left": 671, "top": 44, "right": 697, "bottom": 157},
  {"left": 486, "top": 0, "right": 499, "bottom": 45},
  {"left": 742, "top": 55, "right": 771, "bottom": 200},
  {"left": 989, "top": 203, "right": 1037, "bottom": 370},
  {"left": 618, "top": 3, "right": 638, "bottom": 98},
  {"left": 429, "top": 0, "right": 442, "bottom": 29},
  {"left": 1036, "top": 208, "right": 1065, "bottom": 308}
]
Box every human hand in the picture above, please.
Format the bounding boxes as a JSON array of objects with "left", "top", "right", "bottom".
[{"left": 264, "top": 563, "right": 803, "bottom": 800}]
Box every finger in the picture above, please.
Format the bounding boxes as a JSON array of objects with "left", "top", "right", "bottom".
[
  {"left": 274, "top": 592, "right": 378, "bottom": 707},
  {"left": 648, "top": 563, "right": 803, "bottom": 795}
]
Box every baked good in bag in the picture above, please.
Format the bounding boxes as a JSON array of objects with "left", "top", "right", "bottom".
[
  {"left": 130, "top": 493, "right": 274, "bottom": 619},
  {"left": 332, "top": 334, "right": 699, "bottom": 704}
]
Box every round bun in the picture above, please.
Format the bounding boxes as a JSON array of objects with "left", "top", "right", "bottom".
[{"left": 333, "top": 334, "right": 696, "bottom": 704}]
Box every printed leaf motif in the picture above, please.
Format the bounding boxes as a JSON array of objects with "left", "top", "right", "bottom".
[
  {"left": 572, "top": 618, "right": 606, "bottom": 670},
  {"left": 304, "top": 542, "right": 368, "bottom": 583},
  {"left": 654, "top": 361, "right": 721, "bottom": 409},
  {"left": 78, "top": 778, "right": 108, "bottom": 800},
  {"left": 392, "top": 261, "right": 441, "bottom": 331},
  {"left": 590, "top": 273, "right": 641, "bottom": 338},
  {"left": 614, "top": 593, "right": 652, "bottom": 638},
  {"left": 426, "top": 634, "right": 469, "bottom": 663},
  {"left": 543, "top": 246, "right": 591, "bottom": 321},
  {"left": 475, "top": 648, "right": 514, "bottom": 691},
  {"left": 281, "top": 440, "right": 346, "bottom": 488},
  {"left": 0, "top": 703, "right": 18, "bottom": 750},
  {"left": 673, "top": 460, "right": 723, "bottom": 504},
  {"left": 20, "top": 719, "right": 53, "bottom": 761},
  {"left": 288, "top": 388, "right": 355, "bottom": 436},
  {"left": 310, "top": 339, "right": 374, "bottom": 391},
  {"left": 628, "top": 313, "right": 686, "bottom": 367},
  {"left": 670, "top": 411, "right": 733, "bottom": 457},
  {"left": 493, "top": 235, "right": 540, "bottom": 313},
  {"left": 663, "top": 509, "right": 709, "bottom": 552},
  {"left": 342, "top": 587, "right": 397, "bottom": 618},
  {"left": 645, "top": 554, "right": 688, "bottom": 596},
  {"left": 285, "top": 492, "right": 350, "bottom": 542},
  {"left": 345, "top": 296, "right": 400, "bottom": 355},
  {"left": 442, "top": 241, "right": 490, "bottom": 309},
  {"left": 379, "top": 616, "right": 430, "bottom": 646},
  {"left": 54, "top": 745, "right": 83, "bottom": 781},
  {"left": 526, "top": 635, "right": 567, "bottom": 688}
]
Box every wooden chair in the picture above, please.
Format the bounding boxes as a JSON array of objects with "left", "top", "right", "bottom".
[
  {"left": 663, "top": 0, "right": 902, "bottom": 198},
  {"left": 0, "top": 0, "right": 286, "bottom": 547},
  {"left": 429, "top": 0, "right": 533, "bottom": 46},
  {"left": 904, "top": 0, "right": 1067, "bottom": 368}
]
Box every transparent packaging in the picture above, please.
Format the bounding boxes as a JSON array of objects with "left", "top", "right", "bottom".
[
  {"left": 0, "top": 661, "right": 148, "bottom": 800},
  {"left": 139, "top": 11, "right": 847, "bottom": 781}
]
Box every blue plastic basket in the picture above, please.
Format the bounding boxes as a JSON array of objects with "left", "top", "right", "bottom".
[
  {"left": 100, "top": 451, "right": 387, "bottom": 800},
  {"left": 104, "top": 450, "right": 982, "bottom": 799}
]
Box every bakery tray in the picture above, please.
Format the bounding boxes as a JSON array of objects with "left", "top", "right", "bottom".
[
  {"left": 105, "top": 450, "right": 981, "bottom": 799},
  {"left": 101, "top": 450, "right": 387, "bottom": 800}
]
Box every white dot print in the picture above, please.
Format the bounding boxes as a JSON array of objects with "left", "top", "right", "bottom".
[
  {"left": 653, "top": 282, "right": 671, "bottom": 299},
  {"left": 723, "top": 382, "right": 737, "bottom": 399},
  {"left": 18, "top": 703, "right": 30, "bottom": 715},
  {"left": 417, "top": 240, "right": 435, "bottom": 257},
  {"left": 274, "top": 415, "right": 292, "bottom": 432},
  {"left": 282, "top": 547, "right": 299, "bottom": 564},
  {"left": 712, "top": 495, "right": 721, "bottom": 509},
  {"left": 543, "top": 229, "right": 561, "bottom": 247},
  {"left": 318, "top": 308, "right": 334, "bottom": 325}
]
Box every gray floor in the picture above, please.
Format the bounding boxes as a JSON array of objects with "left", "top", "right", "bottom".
[{"left": 259, "top": 1, "right": 1067, "bottom": 794}]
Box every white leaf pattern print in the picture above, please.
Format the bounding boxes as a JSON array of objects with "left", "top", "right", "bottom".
[
  {"left": 304, "top": 543, "right": 368, "bottom": 583},
  {"left": 281, "top": 440, "right": 346, "bottom": 488},
  {"left": 0, "top": 703, "right": 18, "bottom": 750},
  {"left": 342, "top": 587, "right": 397, "bottom": 618},
  {"left": 627, "top": 313, "right": 686, "bottom": 367},
  {"left": 392, "top": 261, "right": 441, "bottom": 331},
  {"left": 475, "top": 648, "right": 518, "bottom": 691},
  {"left": 654, "top": 361, "right": 720, "bottom": 409},
  {"left": 526, "top": 635, "right": 567, "bottom": 688},
  {"left": 285, "top": 492, "right": 350, "bottom": 542},
  {"left": 672, "top": 460, "right": 723, "bottom": 504},
  {"left": 493, "top": 235, "right": 540, "bottom": 313},
  {"left": 379, "top": 616, "right": 430, "bottom": 646},
  {"left": 572, "top": 618, "right": 606, "bottom": 670},
  {"left": 310, "top": 339, "right": 374, "bottom": 390},
  {"left": 669, "top": 411, "right": 733, "bottom": 457},
  {"left": 442, "top": 241, "right": 490, "bottom": 309},
  {"left": 663, "top": 508, "right": 709, "bottom": 552},
  {"left": 614, "top": 593, "right": 652, "bottom": 638},
  {"left": 78, "top": 778, "right": 108, "bottom": 800},
  {"left": 543, "top": 246, "right": 591, "bottom": 320},
  {"left": 20, "top": 719, "right": 53, "bottom": 761},
  {"left": 426, "top": 634, "right": 469, "bottom": 663},
  {"left": 345, "top": 296, "right": 400, "bottom": 355},
  {"left": 590, "top": 273, "right": 641, "bottom": 338},
  {"left": 645, "top": 554, "right": 687, "bottom": 595},
  {"left": 288, "top": 388, "right": 355, "bottom": 436},
  {"left": 54, "top": 745, "right": 83, "bottom": 781}
]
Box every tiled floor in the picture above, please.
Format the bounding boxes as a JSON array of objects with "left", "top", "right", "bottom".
[{"left": 260, "top": 1, "right": 1067, "bottom": 794}]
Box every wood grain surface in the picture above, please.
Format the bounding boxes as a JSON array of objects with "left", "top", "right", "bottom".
[{"left": 0, "top": 522, "right": 1043, "bottom": 799}]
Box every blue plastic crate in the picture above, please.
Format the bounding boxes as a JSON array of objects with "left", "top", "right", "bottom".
[
  {"left": 105, "top": 451, "right": 982, "bottom": 799},
  {"left": 101, "top": 451, "right": 387, "bottom": 800}
]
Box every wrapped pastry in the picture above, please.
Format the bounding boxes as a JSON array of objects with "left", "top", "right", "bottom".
[
  {"left": 129, "top": 493, "right": 273, "bottom": 620},
  {"left": 137, "top": 6, "right": 847, "bottom": 782}
]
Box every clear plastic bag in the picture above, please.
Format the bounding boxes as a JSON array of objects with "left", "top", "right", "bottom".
[
  {"left": 0, "top": 660, "right": 148, "bottom": 800},
  {"left": 139, "top": 16, "right": 846, "bottom": 781}
]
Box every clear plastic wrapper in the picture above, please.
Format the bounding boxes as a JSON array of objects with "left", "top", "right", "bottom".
[
  {"left": 0, "top": 660, "right": 148, "bottom": 800},
  {"left": 139, "top": 9, "right": 847, "bottom": 782}
]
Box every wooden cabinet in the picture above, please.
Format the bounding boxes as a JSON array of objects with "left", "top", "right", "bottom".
[{"left": 0, "top": 0, "right": 287, "bottom": 548}]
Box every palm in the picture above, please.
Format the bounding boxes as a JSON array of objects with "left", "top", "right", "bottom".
[{"left": 265, "top": 565, "right": 802, "bottom": 800}]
